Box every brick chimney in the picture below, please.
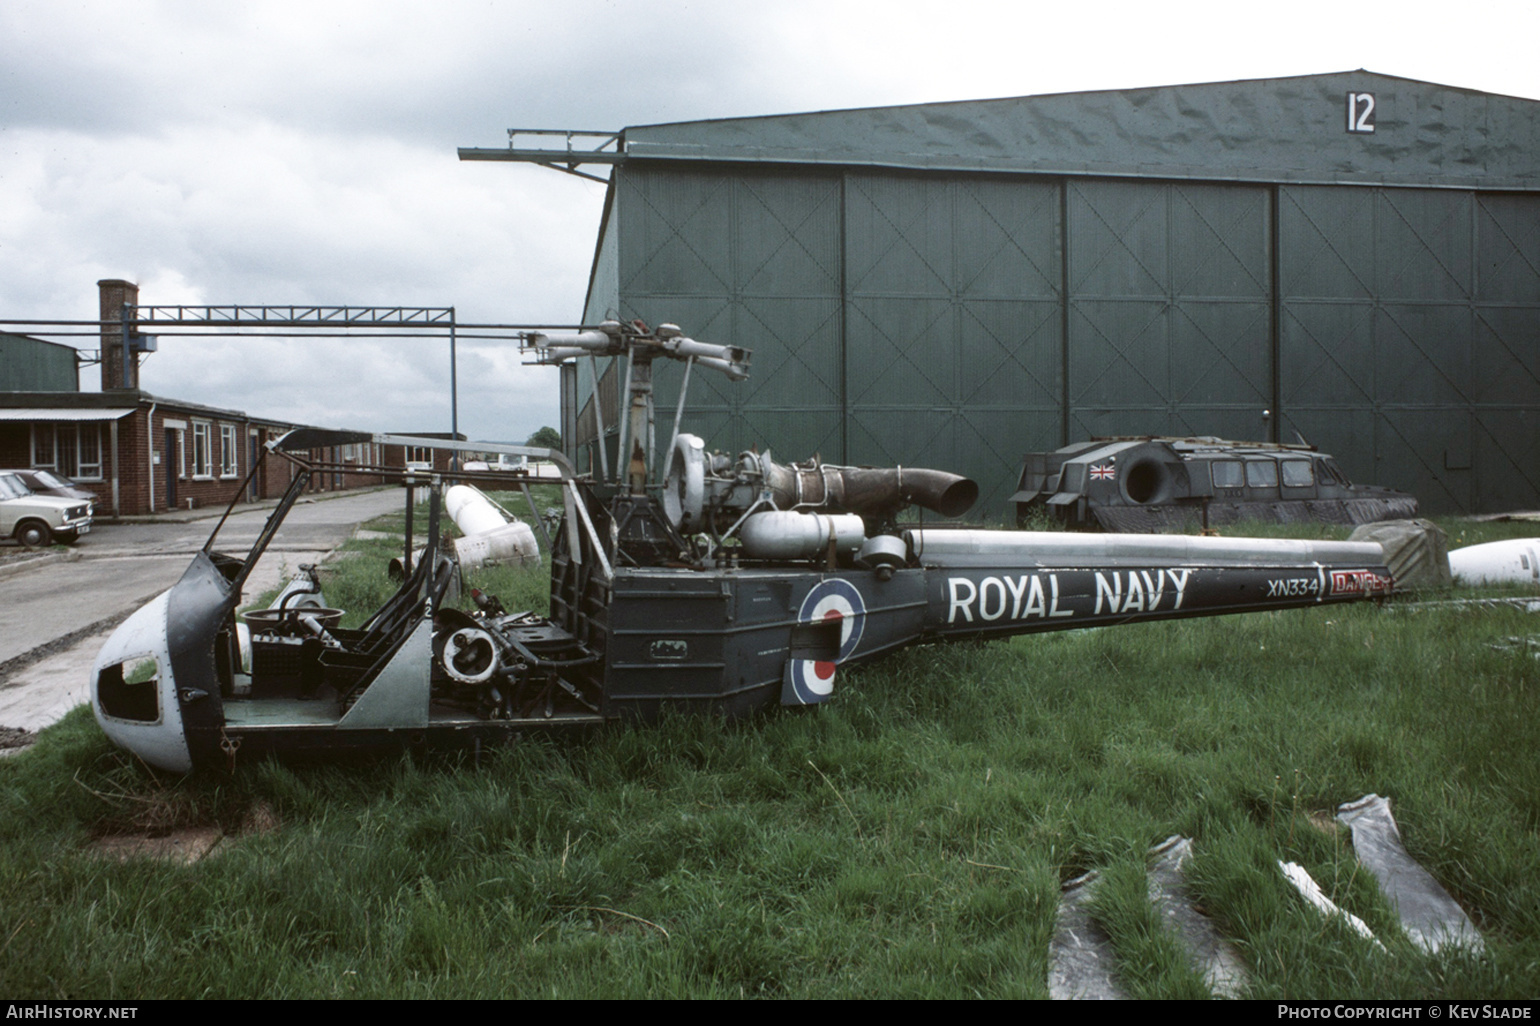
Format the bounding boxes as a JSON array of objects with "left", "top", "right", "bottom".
[{"left": 98, "top": 278, "right": 140, "bottom": 390}]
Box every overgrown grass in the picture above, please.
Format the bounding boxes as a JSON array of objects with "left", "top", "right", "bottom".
[{"left": 2, "top": 514, "right": 1537, "bottom": 997}]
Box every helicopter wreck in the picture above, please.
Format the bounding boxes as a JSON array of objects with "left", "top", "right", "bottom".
[{"left": 91, "top": 320, "right": 1393, "bottom": 772}]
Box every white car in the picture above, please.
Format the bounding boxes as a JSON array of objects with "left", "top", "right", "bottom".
[
  {"left": 0, "top": 470, "right": 93, "bottom": 546},
  {"left": 462, "top": 455, "right": 563, "bottom": 479}
]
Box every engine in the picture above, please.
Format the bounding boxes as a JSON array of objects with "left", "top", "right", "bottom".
[{"left": 660, "top": 433, "right": 977, "bottom": 568}]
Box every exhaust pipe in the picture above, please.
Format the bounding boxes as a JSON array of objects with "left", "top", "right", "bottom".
[{"left": 762, "top": 461, "right": 978, "bottom": 519}]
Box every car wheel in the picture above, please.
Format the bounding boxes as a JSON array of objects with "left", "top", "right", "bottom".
[{"left": 15, "top": 520, "right": 53, "bottom": 548}]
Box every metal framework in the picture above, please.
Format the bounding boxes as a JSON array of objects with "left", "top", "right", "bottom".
[
  {"left": 0, "top": 306, "right": 589, "bottom": 448},
  {"left": 458, "top": 128, "right": 623, "bottom": 183},
  {"left": 121, "top": 305, "right": 468, "bottom": 440},
  {"left": 133, "top": 305, "right": 457, "bottom": 326}
]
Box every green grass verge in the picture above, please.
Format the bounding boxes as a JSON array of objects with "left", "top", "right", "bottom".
[{"left": 1, "top": 513, "right": 1537, "bottom": 997}]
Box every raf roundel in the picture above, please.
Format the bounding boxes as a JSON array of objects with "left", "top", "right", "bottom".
[{"left": 784, "top": 578, "right": 866, "bottom": 705}]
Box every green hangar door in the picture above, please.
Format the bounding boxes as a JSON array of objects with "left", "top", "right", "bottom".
[
  {"left": 1279, "top": 186, "right": 1540, "bottom": 514},
  {"left": 843, "top": 173, "right": 1062, "bottom": 494},
  {"left": 1067, "top": 179, "right": 1274, "bottom": 445},
  {"left": 617, "top": 170, "right": 846, "bottom": 465}
]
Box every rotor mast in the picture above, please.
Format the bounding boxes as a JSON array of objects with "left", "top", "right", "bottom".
[{"left": 523, "top": 320, "right": 750, "bottom": 491}]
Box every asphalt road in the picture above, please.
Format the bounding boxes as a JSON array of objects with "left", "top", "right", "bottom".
[{"left": 0, "top": 487, "right": 405, "bottom": 733}]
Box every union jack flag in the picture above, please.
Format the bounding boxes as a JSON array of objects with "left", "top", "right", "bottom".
[{"left": 1089, "top": 463, "right": 1115, "bottom": 481}]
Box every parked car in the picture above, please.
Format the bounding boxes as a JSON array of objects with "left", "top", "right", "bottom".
[
  {"left": 463, "top": 454, "right": 528, "bottom": 474},
  {"left": 0, "top": 470, "right": 93, "bottom": 546},
  {"left": 11, "top": 469, "right": 97, "bottom": 505}
]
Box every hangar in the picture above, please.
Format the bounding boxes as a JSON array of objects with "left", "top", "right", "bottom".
[{"left": 464, "top": 71, "right": 1540, "bottom": 516}]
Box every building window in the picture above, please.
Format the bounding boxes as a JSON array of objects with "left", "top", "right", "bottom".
[
  {"left": 192, "top": 422, "right": 212, "bottom": 478},
  {"left": 31, "top": 428, "right": 54, "bottom": 470},
  {"left": 78, "top": 427, "right": 101, "bottom": 479},
  {"left": 31, "top": 423, "right": 104, "bottom": 481},
  {"left": 220, "top": 424, "right": 238, "bottom": 478}
]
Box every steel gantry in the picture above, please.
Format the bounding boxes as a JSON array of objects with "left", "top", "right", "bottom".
[{"left": 0, "top": 305, "right": 591, "bottom": 446}]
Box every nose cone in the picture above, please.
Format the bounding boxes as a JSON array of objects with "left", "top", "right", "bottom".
[{"left": 91, "top": 591, "right": 192, "bottom": 773}]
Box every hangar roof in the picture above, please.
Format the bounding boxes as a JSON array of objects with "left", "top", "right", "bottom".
[{"left": 619, "top": 71, "right": 1540, "bottom": 190}]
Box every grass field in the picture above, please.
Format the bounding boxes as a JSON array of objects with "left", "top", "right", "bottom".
[{"left": 1, "top": 510, "right": 1537, "bottom": 998}]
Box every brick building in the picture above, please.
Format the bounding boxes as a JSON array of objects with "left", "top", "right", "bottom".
[{"left": 0, "top": 280, "right": 389, "bottom": 517}]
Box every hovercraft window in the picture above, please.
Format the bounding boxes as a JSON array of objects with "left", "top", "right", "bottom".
[
  {"left": 1212, "top": 461, "right": 1244, "bottom": 489},
  {"left": 1245, "top": 461, "right": 1279, "bottom": 489},
  {"left": 1281, "top": 460, "right": 1315, "bottom": 488}
]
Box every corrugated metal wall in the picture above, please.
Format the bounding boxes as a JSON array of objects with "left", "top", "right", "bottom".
[
  {"left": 616, "top": 169, "right": 844, "bottom": 467},
  {"left": 1066, "top": 180, "right": 1272, "bottom": 444},
  {"left": 842, "top": 173, "right": 1061, "bottom": 490},
  {"left": 1279, "top": 186, "right": 1540, "bottom": 514},
  {"left": 602, "top": 163, "right": 1540, "bottom": 517},
  {"left": 0, "top": 334, "right": 77, "bottom": 392}
]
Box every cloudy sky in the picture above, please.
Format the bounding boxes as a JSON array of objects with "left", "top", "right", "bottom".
[{"left": 3, "top": 0, "right": 1538, "bottom": 443}]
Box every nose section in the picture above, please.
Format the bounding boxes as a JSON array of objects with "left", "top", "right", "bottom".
[{"left": 91, "top": 591, "right": 192, "bottom": 773}]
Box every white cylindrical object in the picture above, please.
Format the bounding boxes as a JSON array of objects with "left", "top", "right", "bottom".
[
  {"left": 905, "top": 529, "right": 1385, "bottom": 568},
  {"left": 445, "top": 485, "right": 509, "bottom": 537},
  {"left": 666, "top": 337, "right": 748, "bottom": 364},
  {"left": 443, "top": 485, "right": 541, "bottom": 570},
  {"left": 739, "top": 511, "right": 865, "bottom": 560},
  {"left": 1448, "top": 538, "right": 1540, "bottom": 586},
  {"left": 693, "top": 355, "right": 750, "bottom": 381},
  {"left": 534, "top": 330, "right": 613, "bottom": 352},
  {"left": 454, "top": 522, "right": 540, "bottom": 569},
  {"left": 535, "top": 346, "right": 599, "bottom": 363}
]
